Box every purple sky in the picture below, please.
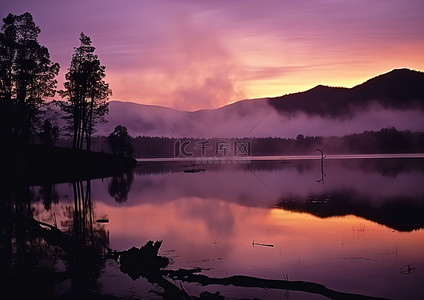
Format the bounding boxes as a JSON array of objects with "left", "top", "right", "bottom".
[{"left": 2, "top": 0, "right": 424, "bottom": 110}]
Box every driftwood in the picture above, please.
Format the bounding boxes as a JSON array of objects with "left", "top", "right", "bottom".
[
  {"left": 114, "top": 241, "right": 387, "bottom": 300},
  {"left": 164, "top": 268, "right": 388, "bottom": 300},
  {"left": 108, "top": 241, "right": 169, "bottom": 280},
  {"left": 108, "top": 241, "right": 196, "bottom": 299}
]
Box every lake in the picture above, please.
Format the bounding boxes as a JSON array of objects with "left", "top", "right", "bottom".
[{"left": 1, "top": 155, "right": 423, "bottom": 299}]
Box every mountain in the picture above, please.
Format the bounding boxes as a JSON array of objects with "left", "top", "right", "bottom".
[
  {"left": 47, "top": 68, "right": 424, "bottom": 138},
  {"left": 267, "top": 68, "right": 424, "bottom": 117}
]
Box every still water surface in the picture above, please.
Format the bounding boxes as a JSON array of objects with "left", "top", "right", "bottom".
[{"left": 18, "top": 156, "right": 424, "bottom": 298}]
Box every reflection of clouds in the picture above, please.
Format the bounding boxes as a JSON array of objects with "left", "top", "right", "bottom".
[
  {"left": 93, "top": 198, "right": 424, "bottom": 300},
  {"left": 39, "top": 161, "right": 424, "bottom": 298},
  {"left": 176, "top": 197, "right": 235, "bottom": 236},
  {"left": 92, "top": 198, "right": 242, "bottom": 266}
]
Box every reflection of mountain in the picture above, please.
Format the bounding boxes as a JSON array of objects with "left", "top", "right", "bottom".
[
  {"left": 276, "top": 191, "right": 424, "bottom": 232},
  {"left": 87, "top": 159, "right": 424, "bottom": 234},
  {"left": 47, "top": 68, "right": 424, "bottom": 138}
]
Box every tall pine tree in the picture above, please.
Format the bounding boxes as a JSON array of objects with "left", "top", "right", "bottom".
[
  {"left": 0, "top": 12, "right": 59, "bottom": 142},
  {"left": 60, "top": 33, "right": 111, "bottom": 151}
]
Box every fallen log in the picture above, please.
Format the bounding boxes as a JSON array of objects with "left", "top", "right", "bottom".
[{"left": 164, "top": 268, "right": 388, "bottom": 300}]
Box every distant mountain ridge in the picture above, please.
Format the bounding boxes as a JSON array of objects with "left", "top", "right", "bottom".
[
  {"left": 46, "top": 68, "right": 424, "bottom": 138},
  {"left": 267, "top": 68, "right": 424, "bottom": 117}
]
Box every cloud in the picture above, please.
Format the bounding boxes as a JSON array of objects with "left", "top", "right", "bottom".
[
  {"left": 108, "top": 7, "right": 247, "bottom": 111},
  {"left": 173, "top": 73, "right": 242, "bottom": 110},
  {"left": 2, "top": 0, "right": 424, "bottom": 110}
]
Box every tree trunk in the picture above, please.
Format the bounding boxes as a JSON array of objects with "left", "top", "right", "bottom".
[{"left": 86, "top": 96, "right": 95, "bottom": 152}]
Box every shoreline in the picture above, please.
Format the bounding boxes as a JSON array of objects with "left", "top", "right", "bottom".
[
  {"left": 136, "top": 153, "right": 424, "bottom": 163},
  {"left": 0, "top": 143, "right": 137, "bottom": 185}
]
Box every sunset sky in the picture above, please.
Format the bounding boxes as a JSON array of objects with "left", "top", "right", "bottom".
[{"left": 2, "top": 0, "right": 424, "bottom": 111}]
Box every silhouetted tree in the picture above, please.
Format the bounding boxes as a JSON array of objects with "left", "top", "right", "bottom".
[
  {"left": 60, "top": 33, "right": 111, "bottom": 151},
  {"left": 108, "top": 125, "right": 134, "bottom": 158},
  {"left": 0, "top": 12, "right": 59, "bottom": 142},
  {"left": 296, "top": 134, "right": 305, "bottom": 141},
  {"left": 39, "top": 120, "right": 59, "bottom": 146}
]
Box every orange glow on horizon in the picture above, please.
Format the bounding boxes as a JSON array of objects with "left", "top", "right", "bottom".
[
  {"left": 101, "top": 29, "right": 424, "bottom": 111},
  {"left": 104, "top": 61, "right": 424, "bottom": 111}
]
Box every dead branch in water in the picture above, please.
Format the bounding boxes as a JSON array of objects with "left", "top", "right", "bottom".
[{"left": 164, "top": 268, "right": 388, "bottom": 300}]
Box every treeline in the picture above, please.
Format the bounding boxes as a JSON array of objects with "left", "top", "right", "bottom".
[
  {"left": 323, "top": 127, "right": 424, "bottom": 154},
  {"left": 82, "top": 127, "right": 424, "bottom": 157},
  {"left": 254, "top": 127, "right": 424, "bottom": 155}
]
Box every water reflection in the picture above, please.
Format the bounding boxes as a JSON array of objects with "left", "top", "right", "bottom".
[
  {"left": 94, "top": 159, "right": 424, "bottom": 231},
  {"left": 38, "top": 183, "right": 59, "bottom": 210},
  {"left": 92, "top": 158, "right": 424, "bottom": 299},
  {"left": 0, "top": 180, "right": 110, "bottom": 299},
  {"left": 1, "top": 157, "right": 423, "bottom": 299},
  {"left": 316, "top": 148, "right": 326, "bottom": 183},
  {"left": 108, "top": 171, "right": 134, "bottom": 203}
]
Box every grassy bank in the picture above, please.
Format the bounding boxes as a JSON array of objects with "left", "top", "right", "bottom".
[{"left": 1, "top": 143, "right": 137, "bottom": 185}]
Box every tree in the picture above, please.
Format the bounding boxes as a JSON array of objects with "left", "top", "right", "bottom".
[
  {"left": 0, "top": 12, "right": 59, "bottom": 142},
  {"left": 296, "top": 134, "right": 305, "bottom": 142},
  {"left": 60, "top": 32, "right": 111, "bottom": 151},
  {"left": 108, "top": 125, "right": 134, "bottom": 158},
  {"left": 39, "top": 119, "right": 59, "bottom": 146}
]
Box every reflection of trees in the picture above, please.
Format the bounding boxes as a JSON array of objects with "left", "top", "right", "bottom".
[
  {"left": 60, "top": 180, "right": 109, "bottom": 293},
  {"left": 38, "top": 184, "right": 59, "bottom": 210},
  {"left": 0, "top": 180, "right": 109, "bottom": 298},
  {"left": 0, "top": 184, "right": 58, "bottom": 298},
  {"left": 108, "top": 171, "right": 134, "bottom": 202}
]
